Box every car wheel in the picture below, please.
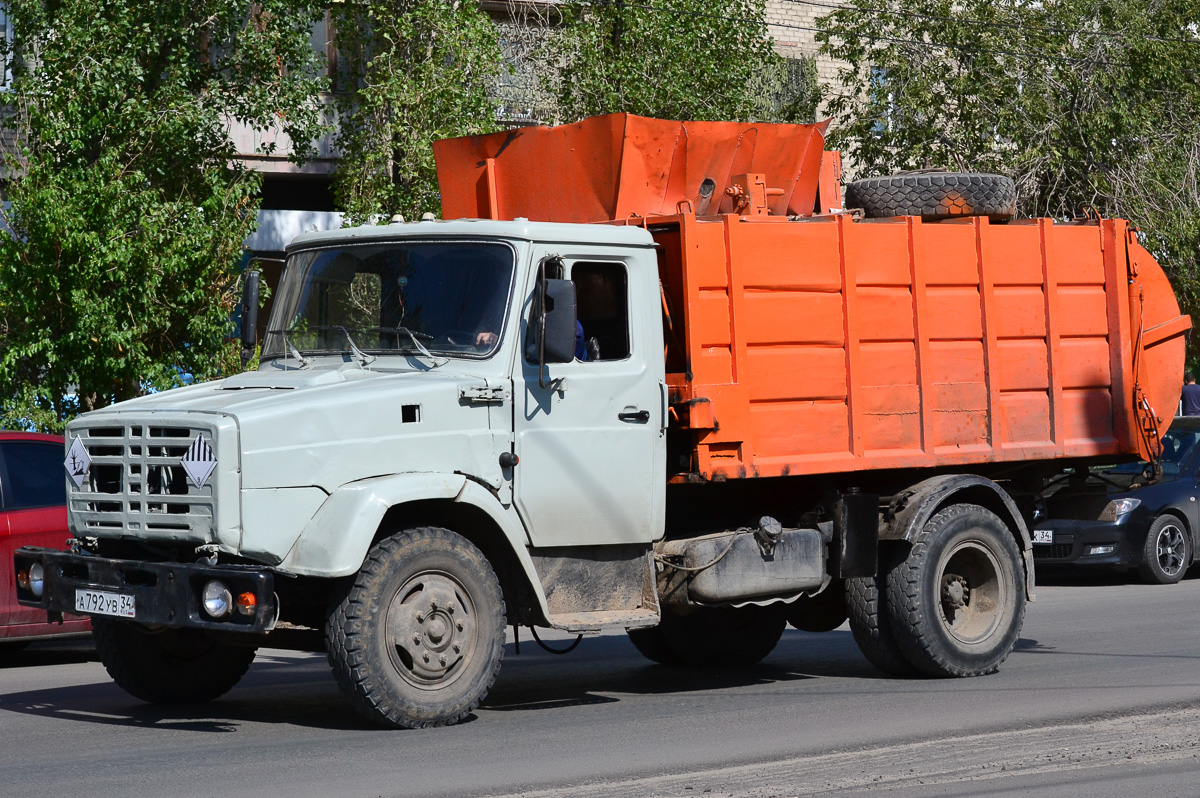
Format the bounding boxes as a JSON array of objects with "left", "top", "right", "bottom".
[
  {"left": 0, "top": 641, "right": 31, "bottom": 663},
  {"left": 1137, "top": 515, "right": 1191, "bottom": 585}
]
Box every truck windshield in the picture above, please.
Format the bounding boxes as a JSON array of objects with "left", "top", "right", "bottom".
[{"left": 262, "top": 241, "right": 515, "bottom": 361}]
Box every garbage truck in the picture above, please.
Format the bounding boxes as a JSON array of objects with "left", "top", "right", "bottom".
[{"left": 15, "top": 113, "right": 1190, "bottom": 729}]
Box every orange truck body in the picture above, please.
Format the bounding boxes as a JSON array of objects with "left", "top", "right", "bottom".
[{"left": 435, "top": 113, "right": 1191, "bottom": 483}]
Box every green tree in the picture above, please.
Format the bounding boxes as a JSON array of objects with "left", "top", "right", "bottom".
[
  {"left": 331, "top": 0, "right": 502, "bottom": 223},
  {"left": 0, "top": 0, "right": 327, "bottom": 432},
  {"left": 550, "top": 0, "right": 818, "bottom": 123},
  {"left": 815, "top": 0, "right": 1200, "bottom": 350}
]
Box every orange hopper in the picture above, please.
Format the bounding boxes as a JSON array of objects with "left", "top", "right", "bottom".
[{"left": 436, "top": 114, "right": 1190, "bottom": 479}]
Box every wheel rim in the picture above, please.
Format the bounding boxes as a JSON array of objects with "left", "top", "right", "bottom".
[
  {"left": 1155, "top": 522, "right": 1187, "bottom": 577},
  {"left": 935, "top": 540, "right": 1008, "bottom": 645},
  {"left": 384, "top": 570, "right": 478, "bottom": 690}
]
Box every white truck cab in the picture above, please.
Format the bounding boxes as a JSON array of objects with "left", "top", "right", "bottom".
[{"left": 19, "top": 219, "right": 671, "bottom": 727}]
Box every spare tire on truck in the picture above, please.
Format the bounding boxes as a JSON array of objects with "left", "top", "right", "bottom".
[{"left": 845, "top": 172, "right": 1016, "bottom": 221}]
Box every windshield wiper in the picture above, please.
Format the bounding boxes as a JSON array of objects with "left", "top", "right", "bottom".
[
  {"left": 265, "top": 327, "right": 313, "bottom": 369},
  {"left": 333, "top": 326, "right": 377, "bottom": 367},
  {"left": 368, "top": 326, "right": 447, "bottom": 368}
]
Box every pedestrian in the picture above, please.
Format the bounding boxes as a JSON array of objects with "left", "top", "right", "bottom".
[{"left": 1182, "top": 372, "right": 1200, "bottom": 415}]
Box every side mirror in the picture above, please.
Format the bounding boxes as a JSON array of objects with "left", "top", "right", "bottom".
[
  {"left": 240, "top": 270, "right": 261, "bottom": 367},
  {"left": 540, "top": 279, "right": 578, "bottom": 364},
  {"left": 526, "top": 274, "right": 577, "bottom": 388}
]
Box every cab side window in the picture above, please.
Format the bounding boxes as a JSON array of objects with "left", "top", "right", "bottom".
[
  {"left": 571, "top": 262, "right": 629, "bottom": 361},
  {"left": 0, "top": 442, "right": 66, "bottom": 510}
]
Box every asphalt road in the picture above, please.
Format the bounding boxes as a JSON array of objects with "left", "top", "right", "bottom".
[{"left": 4, "top": 570, "right": 1200, "bottom": 798}]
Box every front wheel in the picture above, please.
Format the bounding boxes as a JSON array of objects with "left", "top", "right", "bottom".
[
  {"left": 92, "top": 620, "right": 256, "bottom": 704},
  {"left": 1137, "top": 515, "right": 1192, "bottom": 585},
  {"left": 885, "top": 504, "right": 1025, "bottom": 677},
  {"left": 326, "top": 527, "right": 506, "bottom": 729}
]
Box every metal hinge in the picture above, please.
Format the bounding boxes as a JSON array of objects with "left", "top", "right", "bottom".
[{"left": 459, "top": 384, "right": 511, "bottom": 403}]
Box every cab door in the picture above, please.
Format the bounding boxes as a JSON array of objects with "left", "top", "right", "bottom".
[{"left": 512, "top": 250, "right": 666, "bottom": 547}]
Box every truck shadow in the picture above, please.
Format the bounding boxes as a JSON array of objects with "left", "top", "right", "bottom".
[
  {"left": 0, "top": 629, "right": 934, "bottom": 732},
  {"left": 481, "top": 629, "right": 877, "bottom": 713}
]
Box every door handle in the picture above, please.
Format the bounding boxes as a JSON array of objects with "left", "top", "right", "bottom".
[{"left": 618, "top": 410, "right": 651, "bottom": 423}]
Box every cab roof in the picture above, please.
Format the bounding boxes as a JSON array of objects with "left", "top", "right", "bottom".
[{"left": 286, "top": 217, "right": 656, "bottom": 253}]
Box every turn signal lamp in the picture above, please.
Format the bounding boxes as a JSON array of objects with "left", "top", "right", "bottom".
[
  {"left": 235, "top": 592, "right": 257, "bottom": 617},
  {"left": 16, "top": 568, "right": 30, "bottom": 591}
]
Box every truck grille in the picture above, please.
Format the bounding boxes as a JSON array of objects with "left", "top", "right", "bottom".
[{"left": 70, "top": 423, "right": 216, "bottom": 537}]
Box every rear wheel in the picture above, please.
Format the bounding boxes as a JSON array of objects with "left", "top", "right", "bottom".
[
  {"left": 1137, "top": 515, "right": 1191, "bottom": 585},
  {"left": 885, "top": 504, "right": 1025, "bottom": 677},
  {"left": 785, "top": 580, "right": 848, "bottom": 632},
  {"left": 326, "top": 527, "right": 506, "bottom": 729},
  {"left": 846, "top": 544, "right": 917, "bottom": 676},
  {"left": 656, "top": 605, "right": 786, "bottom": 667},
  {"left": 92, "top": 620, "right": 256, "bottom": 704}
]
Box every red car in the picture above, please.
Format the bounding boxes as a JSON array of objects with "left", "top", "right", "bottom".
[{"left": 1, "top": 431, "right": 90, "bottom": 655}]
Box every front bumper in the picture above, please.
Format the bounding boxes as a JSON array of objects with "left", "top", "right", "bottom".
[
  {"left": 14, "top": 547, "right": 277, "bottom": 633},
  {"left": 1030, "top": 517, "right": 1143, "bottom": 567}
]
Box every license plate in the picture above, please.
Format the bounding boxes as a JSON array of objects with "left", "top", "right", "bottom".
[
  {"left": 75, "top": 589, "right": 136, "bottom": 618},
  {"left": 1033, "top": 528, "right": 1054, "bottom": 544}
]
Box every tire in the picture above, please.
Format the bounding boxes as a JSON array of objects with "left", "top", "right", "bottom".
[
  {"left": 326, "top": 527, "right": 506, "bottom": 729},
  {"left": 0, "top": 641, "right": 31, "bottom": 663},
  {"left": 846, "top": 544, "right": 918, "bottom": 676},
  {"left": 627, "top": 625, "right": 683, "bottom": 665},
  {"left": 785, "top": 579, "right": 848, "bottom": 632},
  {"left": 845, "top": 173, "right": 1016, "bottom": 221},
  {"left": 1137, "top": 515, "right": 1192, "bottom": 585},
  {"left": 886, "top": 504, "right": 1025, "bottom": 677},
  {"left": 92, "top": 619, "right": 256, "bottom": 704},
  {"left": 656, "top": 605, "right": 786, "bottom": 667}
]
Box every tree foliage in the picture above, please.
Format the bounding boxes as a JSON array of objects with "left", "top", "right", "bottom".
[
  {"left": 551, "top": 0, "right": 819, "bottom": 124},
  {"left": 0, "top": 0, "right": 326, "bottom": 431},
  {"left": 816, "top": 0, "right": 1200, "bottom": 354},
  {"left": 330, "top": 0, "right": 502, "bottom": 224}
]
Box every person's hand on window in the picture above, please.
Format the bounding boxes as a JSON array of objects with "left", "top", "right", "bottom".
[{"left": 475, "top": 331, "right": 498, "bottom": 347}]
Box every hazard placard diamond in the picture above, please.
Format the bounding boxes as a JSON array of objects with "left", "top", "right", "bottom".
[
  {"left": 64, "top": 437, "right": 91, "bottom": 489},
  {"left": 181, "top": 434, "right": 217, "bottom": 490}
]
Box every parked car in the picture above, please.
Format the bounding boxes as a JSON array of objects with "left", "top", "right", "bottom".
[
  {"left": 1, "top": 431, "right": 90, "bottom": 656},
  {"left": 1033, "top": 417, "right": 1200, "bottom": 584}
]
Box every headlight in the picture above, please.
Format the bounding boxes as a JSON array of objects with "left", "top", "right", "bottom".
[
  {"left": 29, "top": 563, "right": 44, "bottom": 598},
  {"left": 202, "top": 580, "right": 232, "bottom": 618},
  {"left": 1101, "top": 498, "right": 1142, "bottom": 521}
]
